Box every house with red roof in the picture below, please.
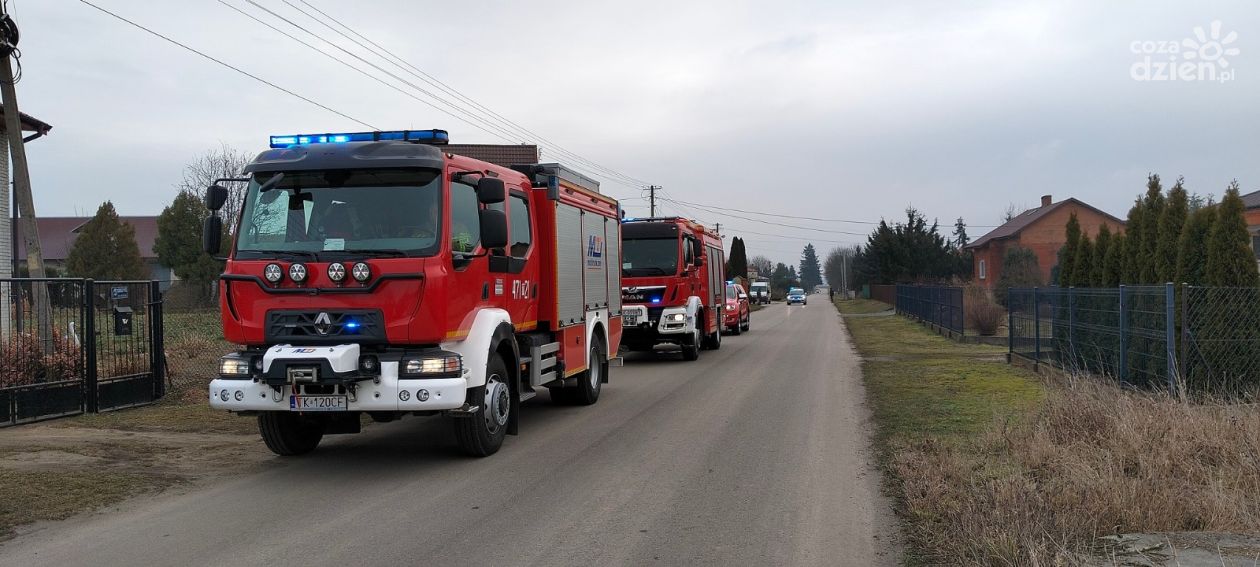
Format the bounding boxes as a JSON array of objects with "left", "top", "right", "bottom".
[
  {"left": 14, "top": 216, "right": 174, "bottom": 288},
  {"left": 964, "top": 195, "right": 1125, "bottom": 289}
]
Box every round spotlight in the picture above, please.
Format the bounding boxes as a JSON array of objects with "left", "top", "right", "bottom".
[
  {"left": 234, "top": 390, "right": 244, "bottom": 401},
  {"left": 351, "top": 262, "right": 371, "bottom": 283},
  {"left": 219, "top": 390, "right": 230, "bottom": 402},
  {"left": 263, "top": 263, "right": 284, "bottom": 284},
  {"left": 399, "top": 390, "right": 411, "bottom": 402},
  {"left": 327, "top": 262, "right": 347, "bottom": 283},
  {"left": 417, "top": 389, "right": 430, "bottom": 402},
  {"left": 289, "top": 263, "right": 308, "bottom": 283}
]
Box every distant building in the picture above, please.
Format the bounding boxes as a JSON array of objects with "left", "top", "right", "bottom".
[
  {"left": 1237, "top": 190, "right": 1260, "bottom": 268},
  {"left": 14, "top": 216, "right": 174, "bottom": 288},
  {"left": 965, "top": 195, "right": 1125, "bottom": 289}
]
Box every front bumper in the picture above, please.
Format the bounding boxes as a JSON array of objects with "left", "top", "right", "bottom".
[
  {"left": 210, "top": 345, "right": 468, "bottom": 412},
  {"left": 621, "top": 304, "right": 694, "bottom": 345},
  {"left": 723, "top": 309, "right": 741, "bottom": 328}
]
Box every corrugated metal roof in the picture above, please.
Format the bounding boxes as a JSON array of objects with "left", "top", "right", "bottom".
[
  {"left": 1241, "top": 189, "right": 1260, "bottom": 210},
  {"left": 965, "top": 198, "right": 1124, "bottom": 249}
]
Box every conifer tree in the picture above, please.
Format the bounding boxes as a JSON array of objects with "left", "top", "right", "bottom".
[
  {"left": 66, "top": 201, "right": 147, "bottom": 280},
  {"left": 1204, "top": 182, "right": 1259, "bottom": 287},
  {"left": 1070, "top": 234, "right": 1094, "bottom": 287},
  {"left": 1091, "top": 225, "right": 1112, "bottom": 286},
  {"left": 1056, "top": 213, "right": 1081, "bottom": 286},
  {"left": 1155, "top": 177, "right": 1187, "bottom": 282},
  {"left": 1122, "top": 200, "right": 1145, "bottom": 283},
  {"left": 1102, "top": 233, "right": 1125, "bottom": 287},
  {"left": 1176, "top": 205, "right": 1215, "bottom": 285},
  {"left": 1140, "top": 174, "right": 1165, "bottom": 283}
]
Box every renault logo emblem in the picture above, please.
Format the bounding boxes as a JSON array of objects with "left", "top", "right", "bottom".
[{"left": 314, "top": 312, "right": 332, "bottom": 335}]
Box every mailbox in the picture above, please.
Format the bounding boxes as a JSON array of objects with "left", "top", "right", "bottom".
[{"left": 113, "top": 306, "right": 133, "bottom": 336}]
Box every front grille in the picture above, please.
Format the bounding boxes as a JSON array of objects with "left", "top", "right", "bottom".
[{"left": 265, "top": 309, "right": 386, "bottom": 344}]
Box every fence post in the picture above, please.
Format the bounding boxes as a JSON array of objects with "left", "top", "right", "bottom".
[
  {"left": 1180, "top": 283, "right": 1189, "bottom": 389},
  {"left": 1118, "top": 284, "right": 1128, "bottom": 383},
  {"left": 150, "top": 280, "right": 165, "bottom": 400},
  {"left": 1068, "top": 286, "right": 1075, "bottom": 369},
  {"left": 83, "top": 279, "right": 98, "bottom": 414},
  {"left": 1007, "top": 291, "right": 1014, "bottom": 355},
  {"left": 1033, "top": 287, "right": 1041, "bottom": 361},
  {"left": 1165, "top": 282, "right": 1175, "bottom": 393}
]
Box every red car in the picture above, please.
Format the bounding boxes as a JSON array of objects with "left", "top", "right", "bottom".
[{"left": 723, "top": 283, "right": 751, "bottom": 335}]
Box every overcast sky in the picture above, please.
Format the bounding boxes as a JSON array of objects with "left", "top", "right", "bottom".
[{"left": 11, "top": 0, "right": 1260, "bottom": 266}]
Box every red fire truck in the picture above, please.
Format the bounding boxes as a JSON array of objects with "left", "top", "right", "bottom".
[
  {"left": 619, "top": 217, "right": 724, "bottom": 360},
  {"left": 203, "top": 129, "right": 622, "bottom": 457}
]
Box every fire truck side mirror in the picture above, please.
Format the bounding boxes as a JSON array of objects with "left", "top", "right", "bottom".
[
  {"left": 203, "top": 215, "right": 223, "bottom": 255},
  {"left": 479, "top": 209, "right": 508, "bottom": 249},
  {"left": 476, "top": 177, "right": 506, "bottom": 204},
  {"left": 205, "top": 184, "right": 229, "bottom": 212}
]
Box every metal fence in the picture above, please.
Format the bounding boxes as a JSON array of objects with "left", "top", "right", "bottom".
[
  {"left": 1182, "top": 286, "right": 1260, "bottom": 395},
  {"left": 0, "top": 278, "right": 165, "bottom": 426},
  {"left": 896, "top": 285, "right": 964, "bottom": 336},
  {"left": 1008, "top": 286, "right": 1174, "bottom": 389}
]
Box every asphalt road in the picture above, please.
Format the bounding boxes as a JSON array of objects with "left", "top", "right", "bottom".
[{"left": 3, "top": 300, "right": 899, "bottom": 566}]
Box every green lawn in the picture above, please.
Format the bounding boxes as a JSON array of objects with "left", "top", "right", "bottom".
[{"left": 834, "top": 298, "right": 894, "bottom": 315}]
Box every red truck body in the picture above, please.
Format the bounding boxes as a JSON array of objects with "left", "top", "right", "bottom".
[
  {"left": 619, "top": 217, "right": 725, "bottom": 360},
  {"left": 207, "top": 130, "right": 621, "bottom": 457}
]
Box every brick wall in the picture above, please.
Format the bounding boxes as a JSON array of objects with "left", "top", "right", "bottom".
[{"left": 1016, "top": 203, "right": 1125, "bottom": 284}]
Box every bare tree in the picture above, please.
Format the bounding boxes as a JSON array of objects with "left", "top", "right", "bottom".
[
  {"left": 748, "top": 255, "right": 773, "bottom": 277},
  {"left": 178, "top": 143, "right": 254, "bottom": 231}
]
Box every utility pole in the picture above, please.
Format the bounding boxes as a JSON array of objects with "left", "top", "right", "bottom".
[
  {"left": 648, "top": 185, "right": 659, "bottom": 217},
  {"left": 0, "top": 6, "right": 52, "bottom": 349},
  {"left": 714, "top": 223, "right": 720, "bottom": 236}
]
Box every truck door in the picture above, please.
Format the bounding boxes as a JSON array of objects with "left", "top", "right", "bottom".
[
  {"left": 446, "top": 175, "right": 493, "bottom": 330},
  {"left": 505, "top": 190, "right": 539, "bottom": 330}
]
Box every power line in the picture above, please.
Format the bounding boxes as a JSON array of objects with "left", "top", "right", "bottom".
[
  {"left": 658, "top": 196, "right": 869, "bottom": 236},
  {"left": 77, "top": 0, "right": 376, "bottom": 130},
  {"left": 282, "top": 0, "right": 653, "bottom": 190},
  {"left": 661, "top": 195, "right": 1001, "bottom": 228}
]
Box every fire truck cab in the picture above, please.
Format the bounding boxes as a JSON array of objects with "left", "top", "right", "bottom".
[
  {"left": 203, "top": 130, "right": 622, "bottom": 457},
  {"left": 619, "top": 217, "right": 724, "bottom": 360}
]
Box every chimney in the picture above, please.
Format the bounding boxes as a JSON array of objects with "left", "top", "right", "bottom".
[{"left": 1041, "top": 195, "right": 1052, "bottom": 207}]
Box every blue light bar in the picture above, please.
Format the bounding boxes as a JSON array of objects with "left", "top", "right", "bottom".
[{"left": 269, "top": 129, "right": 449, "bottom": 148}]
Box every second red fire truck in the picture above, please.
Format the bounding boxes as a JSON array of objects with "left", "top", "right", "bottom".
[
  {"left": 204, "top": 129, "right": 622, "bottom": 457},
  {"left": 619, "top": 217, "right": 725, "bottom": 360}
]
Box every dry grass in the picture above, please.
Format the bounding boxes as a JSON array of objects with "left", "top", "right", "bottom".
[
  {"left": 963, "top": 285, "right": 1004, "bottom": 337},
  {"left": 837, "top": 301, "right": 1260, "bottom": 565},
  {"left": 835, "top": 297, "right": 894, "bottom": 315}
]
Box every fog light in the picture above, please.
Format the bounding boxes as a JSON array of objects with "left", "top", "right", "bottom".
[
  {"left": 417, "top": 389, "right": 429, "bottom": 402},
  {"left": 327, "top": 262, "right": 347, "bottom": 283},
  {"left": 664, "top": 313, "right": 685, "bottom": 322},
  {"left": 263, "top": 263, "right": 283, "bottom": 284},
  {"left": 289, "top": 263, "right": 308, "bottom": 283},
  {"left": 352, "top": 262, "right": 371, "bottom": 282},
  {"left": 399, "top": 390, "right": 411, "bottom": 401},
  {"left": 219, "top": 390, "right": 230, "bottom": 402},
  {"left": 359, "top": 355, "right": 378, "bottom": 374},
  {"left": 234, "top": 390, "right": 244, "bottom": 401}
]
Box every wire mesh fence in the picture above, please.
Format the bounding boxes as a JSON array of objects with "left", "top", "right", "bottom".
[
  {"left": 1006, "top": 284, "right": 1260, "bottom": 395},
  {"left": 1183, "top": 286, "right": 1260, "bottom": 395},
  {"left": 161, "top": 307, "right": 232, "bottom": 402},
  {"left": 896, "top": 284, "right": 964, "bottom": 335}
]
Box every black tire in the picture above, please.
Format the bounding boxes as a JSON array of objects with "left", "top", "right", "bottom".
[
  {"left": 742, "top": 314, "right": 751, "bottom": 332},
  {"left": 258, "top": 412, "right": 324, "bottom": 456},
  {"left": 704, "top": 319, "right": 722, "bottom": 350},
  {"left": 681, "top": 325, "right": 701, "bottom": 361},
  {"left": 570, "top": 341, "right": 606, "bottom": 406},
  {"left": 729, "top": 321, "right": 741, "bottom": 336},
  {"left": 454, "top": 355, "right": 511, "bottom": 457}
]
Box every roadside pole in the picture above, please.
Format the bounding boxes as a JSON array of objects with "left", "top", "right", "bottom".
[{"left": 0, "top": 8, "right": 52, "bottom": 351}]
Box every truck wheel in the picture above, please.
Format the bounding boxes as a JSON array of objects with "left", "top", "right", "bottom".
[
  {"left": 742, "top": 314, "right": 751, "bottom": 332},
  {"left": 258, "top": 412, "right": 324, "bottom": 456},
  {"left": 454, "top": 356, "right": 510, "bottom": 457},
  {"left": 570, "top": 341, "right": 606, "bottom": 406},
  {"left": 681, "top": 326, "right": 701, "bottom": 361},
  {"left": 704, "top": 322, "right": 722, "bottom": 350}
]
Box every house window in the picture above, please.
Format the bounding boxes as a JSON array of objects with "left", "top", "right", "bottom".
[{"left": 979, "top": 259, "right": 987, "bottom": 280}]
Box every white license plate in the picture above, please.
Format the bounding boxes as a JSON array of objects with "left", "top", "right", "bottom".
[
  {"left": 624, "top": 313, "right": 639, "bottom": 325},
  {"left": 290, "top": 395, "right": 347, "bottom": 412}
]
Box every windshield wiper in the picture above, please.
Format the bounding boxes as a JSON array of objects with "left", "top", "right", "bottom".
[
  {"left": 624, "top": 266, "right": 668, "bottom": 275},
  {"left": 334, "top": 248, "right": 409, "bottom": 258},
  {"left": 248, "top": 249, "right": 320, "bottom": 261}
]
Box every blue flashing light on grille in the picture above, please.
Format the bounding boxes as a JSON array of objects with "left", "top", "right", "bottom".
[
  {"left": 345, "top": 321, "right": 360, "bottom": 330},
  {"left": 269, "top": 129, "right": 449, "bottom": 148},
  {"left": 651, "top": 298, "right": 661, "bottom": 304}
]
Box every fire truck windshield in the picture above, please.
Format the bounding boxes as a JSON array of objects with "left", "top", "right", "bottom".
[
  {"left": 621, "top": 237, "right": 679, "bottom": 276},
  {"left": 234, "top": 168, "right": 443, "bottom": 259}
]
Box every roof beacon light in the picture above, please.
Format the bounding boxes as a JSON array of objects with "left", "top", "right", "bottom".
[{"left": 269, "top": 129, "right": 449, "bottom": 149}]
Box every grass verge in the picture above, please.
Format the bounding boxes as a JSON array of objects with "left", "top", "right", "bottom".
[
  {"left": 57, "top": 401, "right": 258, "bottom": 435},
  {"left": 0, "top": 469, "right": 164, "bottom": 537},
  {"left": 835, "top": 298, "right": 893, "bottom": 315},
  {"left": 837, "top": 299, "right": 1260, "bottom": 565}
]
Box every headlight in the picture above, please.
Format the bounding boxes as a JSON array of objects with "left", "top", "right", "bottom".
[
  {"left": 219, "top": 356, "right": 251, "bottom": 377},
  {"left": 352, "top": 262, "right": 371, "bottom": 282},
  {"left": 289, "top": 263, "right": 308, "bottom": 283},
  {"left": 327, "top": 262, "right": 347, "bottom": 283},
  {"left": 664, "top": 313, "right": 686, "bottom": 322},
  {"left": 401, "top": 353, "right": 462, "bottom": 377},
  {"left": 263, "top": 263, "right": 283, "bottom": 284}
]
